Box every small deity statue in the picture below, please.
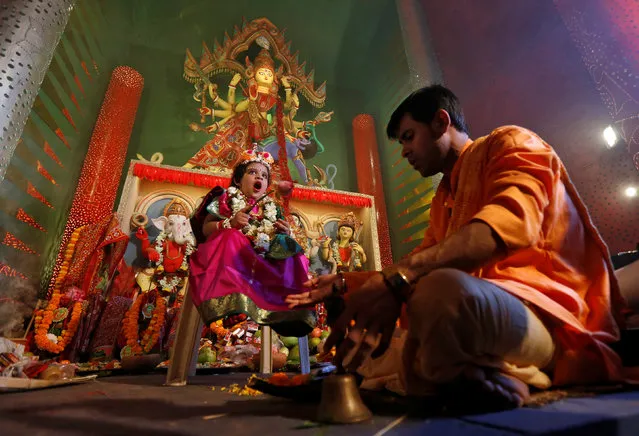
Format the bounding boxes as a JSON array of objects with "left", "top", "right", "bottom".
[
  {"left": 183, "top": 18, "right": 333, "bottom": 184},
  {"left": 120, "top": 199, "right": 197, "bottom": 357},
  {"left": 321, "top": 212, "right": 367, "bottom": 273},
  {"left": 134, "top": 199, "right": 197, "bottom": 291},
  {"left": 305, "top": 228, "right": 333, "bottom": 277}
]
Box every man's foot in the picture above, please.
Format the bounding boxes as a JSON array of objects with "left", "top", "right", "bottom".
[{"left": 439, "top": 366, "right": 530, "bottom": 414}]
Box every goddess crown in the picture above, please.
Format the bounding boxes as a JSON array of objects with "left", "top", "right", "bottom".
[
  {"left": 338, "top": 212, "right": 362, "bottom": 233},
  {"left": 253, "top": 48, "right": 275, "bottom": 72}
]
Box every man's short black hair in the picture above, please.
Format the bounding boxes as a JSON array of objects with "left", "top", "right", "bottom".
[{"left": 386, "top": 84, "right": 469, "bottom": 139}]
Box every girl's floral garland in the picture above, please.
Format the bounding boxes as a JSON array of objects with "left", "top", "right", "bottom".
[
  {"left": 153, "top": 232, "right": 195, "bottom": 292},
  {"left": 227, "top": 186, "right": 278, "bottom": 253},
  {"left": 121, "top": 292, "right": 167, "bottom": 355},
  {"left": 34, "top": 227, "right": 85, "bottom": 354}
]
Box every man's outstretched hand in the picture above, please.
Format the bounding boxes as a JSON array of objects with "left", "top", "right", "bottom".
[
  {"left": 285, "top": 274, "right": 338, "bottom": 309},
  {"left": 324, "top": 273, "right": 401, "bottom": 371}
]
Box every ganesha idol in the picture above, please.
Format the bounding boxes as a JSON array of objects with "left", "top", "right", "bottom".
[
  {"left": 134, "top": 199, "right": 197, "bottom": 291},
  {"left": 120, "top": 199, "right": 196, "bottom": 357}
]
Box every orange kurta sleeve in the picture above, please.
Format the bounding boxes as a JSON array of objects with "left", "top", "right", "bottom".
[{"left": 471, "top": 128, "right": 559, "bottom": 250}]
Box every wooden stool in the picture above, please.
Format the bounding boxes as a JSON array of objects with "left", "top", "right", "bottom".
[{"left": 165, "top": 288, "right": 311, "bottom": 387}]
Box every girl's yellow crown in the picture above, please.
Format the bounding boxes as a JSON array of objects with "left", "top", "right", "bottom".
[{"left": 240, "top": 145, "right": 274, "bottom": 170}]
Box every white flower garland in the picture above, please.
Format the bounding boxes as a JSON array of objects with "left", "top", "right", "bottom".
[
  {"left": 227, "top": 186, "right": 278, "bottom": 253},
  {"left": 153, "top": 232, "right": 195, "bottom": 292}
]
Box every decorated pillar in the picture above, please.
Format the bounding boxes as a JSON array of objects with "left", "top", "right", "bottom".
[
  {"left": 0, "top": 0, "right": 75, "bottom": 182},
  {"left": 352, "top": 114, "right": 392, "bottom": 267},
  {"left": 554, "top": 0, "right": 639, "bottom": 170},
  {"left": 47, "top": 66, "right": 144, "bottom": 295}
]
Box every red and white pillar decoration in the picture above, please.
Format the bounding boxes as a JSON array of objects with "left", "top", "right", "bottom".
[
  {"left": 352, "top": 114, "right": 393, "bottom": 267},
  {"left": 47, "top": 66, "right": 144, "bottom": 295}
]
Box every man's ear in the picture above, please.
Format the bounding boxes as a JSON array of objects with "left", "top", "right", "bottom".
[
  {"left": 431, "top": 109, "right": 452, "bottom": 137},
  {"left": 435, "top": 109, "right": 452, "bottom": 129}
]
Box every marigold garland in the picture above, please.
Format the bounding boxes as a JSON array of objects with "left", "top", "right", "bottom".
[
  {"left": 209, "top": 320, "right": 227, "bottom": 340},
  {"left": 121, "top": 292, "right": 167, "bottom": 355},
  {"left": 34, "top": 227, "right": 85, "bottom": 354}
]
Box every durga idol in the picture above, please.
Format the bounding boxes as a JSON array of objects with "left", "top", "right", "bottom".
[{"left": 182, "top": 19, "right": 332, "bottom": 184}]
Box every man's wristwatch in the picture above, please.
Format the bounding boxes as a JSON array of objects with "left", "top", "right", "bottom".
[{"left": 381, "top": 266, "right": 414, "bottom": 302}]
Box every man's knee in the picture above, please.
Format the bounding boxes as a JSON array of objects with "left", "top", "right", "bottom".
[{"left": 408, "top": 268, "right": 480, "bottom": 314}]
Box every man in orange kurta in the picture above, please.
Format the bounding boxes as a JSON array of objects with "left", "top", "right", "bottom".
[{"left": 287, "top": 85, "right": 630, "bottom": 410}]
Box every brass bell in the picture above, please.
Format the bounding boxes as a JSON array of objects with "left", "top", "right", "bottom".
[{"left": 317, "top": 373, "right": 373, "bottom": 424}]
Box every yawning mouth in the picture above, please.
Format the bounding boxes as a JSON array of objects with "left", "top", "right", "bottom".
[{"left": 253, "top": 181, "right": 263, "bottom": 191}]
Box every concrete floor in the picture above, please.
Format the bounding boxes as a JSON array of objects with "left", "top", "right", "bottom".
[{"left": 1, "top": 373, "right": 639, "bottom": 435}]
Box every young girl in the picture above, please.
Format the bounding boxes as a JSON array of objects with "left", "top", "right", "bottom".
[{"left": 189, "top": 147, "right": 314, "bottom": 336}]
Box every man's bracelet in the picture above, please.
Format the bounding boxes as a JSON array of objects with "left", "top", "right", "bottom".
[{"left": 381, "top": 266, "right": 413, "bottom": 302}]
